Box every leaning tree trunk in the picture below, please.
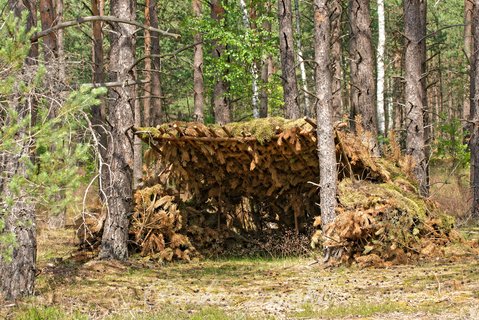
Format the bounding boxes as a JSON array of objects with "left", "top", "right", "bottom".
[
  {"left": 1, "top": 0, "right": 38, "bottom": 300},
  {"left": 470, "top": 0, "right": 479, "bottom": 218},
  {"left": 349, "top": 0, "right": 379, "bottom": 155},
  {"left": 192, "top": 0, "right": 205, "bottom": 122},
  {"left": 211, "top": 0, "right": 231, "bottom": 124},
  {"left": 278, "top": 0, "right": 300, "bottom": 119},
  {"left": 404, "top": 0, "right": 429, "bottom": 197},
  {"left": 99, "top": 0, "right": 136, "bottom": 260},
  {"left": 314, "top": 0, "right": 337, "bottom": 259}
]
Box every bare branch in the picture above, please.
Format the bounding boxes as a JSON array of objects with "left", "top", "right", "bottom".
[{"left": 31, "top": 15, "right": 181, "bottom": 41}]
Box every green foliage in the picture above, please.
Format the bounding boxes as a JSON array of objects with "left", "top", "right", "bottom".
[
  {"left": 433, "top": 117, "right": 470, "bottom": 168},
  {"left": 0, "top": 9, "right": 105, "bottom": 259}
]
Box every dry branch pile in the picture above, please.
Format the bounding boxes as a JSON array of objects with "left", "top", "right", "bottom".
[{"left": 78, "top": 117, "right": 460, "bottom": 264}]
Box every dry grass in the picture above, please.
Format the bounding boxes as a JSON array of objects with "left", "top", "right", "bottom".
[
  {"left": 429, "top": 161, "right": 472, "bottom": 224},
  {"left": 1, "top": 228, "right": 479, "bottom": 320}
]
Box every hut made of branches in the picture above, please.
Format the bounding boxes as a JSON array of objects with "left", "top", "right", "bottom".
[{"left": 133, "top": 118, "right": 389, "bottom": 237}]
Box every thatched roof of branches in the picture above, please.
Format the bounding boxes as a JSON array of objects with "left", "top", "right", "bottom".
[{"left": 134, "top": 117, "right": 389, "bottom": 202}]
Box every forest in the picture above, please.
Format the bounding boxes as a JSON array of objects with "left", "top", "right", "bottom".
[{"left": 1, "top": 0, "right": 479, "bottom": 319}]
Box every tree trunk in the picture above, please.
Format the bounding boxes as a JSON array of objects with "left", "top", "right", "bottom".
[
  {"left": 144, "top": 0, "right": 152, "bottom": 126},
  {"left": 349, "top": 0, "right": 378, "bottom": 155},
  {"left": 239, "top": 0, "right": 260, "bottom": 118},
  {"left": 55, "top": 0, "right": 65, "bottom": 83},
  {"left": 404, "top": 0, "right": 429, "bottom": 196},
  {"left": 278, "top": 0, "right": 300, "bottom": 119},
  {"left": 465, "top": 0, "right": 474, "bottom": 123},
  {"left": 470, "top": 0, "right": 479, "bottom": 218},
  {"left": 260, "top": 1, "right": 273, "bottom": 118},
  {"left": 376, "top": 0, "right": 386, "bottom": 136},
  {"left": 149, "top": 0, "right": 163, "bottom": 126},
  {"left": 330, "top": 0, "right": 343, "bottom": 121},
  {"left": 293, "top": 0, "right": 310, "bottom": 117},
  {"left": 211, "top": 0, "right": 231, "bottom": 124},
  {"left": 192, "top": 0, "right": 205, "bottom": 122},
  {"left": 420, "top": 1, "right": 430, "bottom": 193},
  {"left": 314, "top": 0, "right": 337, "bottom": 252},
  {"left": 40, "top": 0, "right": 57, "bottom": 60},
  {"left": 99, "top": 0, "right": 136, "bottom": 260},
  {"left": 1, "top": 0, "right": 38, "bottom": 300}
]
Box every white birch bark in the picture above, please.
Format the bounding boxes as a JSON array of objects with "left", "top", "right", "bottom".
[{"left": 377, "top": 0, "right": 386, "bottom": 135}]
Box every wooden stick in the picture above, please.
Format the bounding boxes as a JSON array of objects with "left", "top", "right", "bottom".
[{"left": 304, "top": 117, "right": 317, "bottom": 128}]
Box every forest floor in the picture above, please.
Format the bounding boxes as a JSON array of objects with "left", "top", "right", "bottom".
[
  {"left": 0, "top": 227, "right": 478, "bottom": 320},
  {"left": 1, "top": 164, "right": 478, "bottom": 320}
]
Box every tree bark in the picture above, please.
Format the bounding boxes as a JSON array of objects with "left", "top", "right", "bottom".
[
  {"left": 1, "top": 0, "right": 38, "bottom": 300},
  {"left": 404, "top": 0, "right": 429, "bottom": 196},
  {"left": 278, "top": 0, "right": 300, "bottom": 119},
  {"left": 260, "top": 1, "right": 273, "bottom": 118},
  {"left": 143, "top": 0, "right": 151, "bottom": 126},
  {"left": 314, "top": 0, "right": 337, "bottom": 228},
  {"left": 465, "top": 0, "right": 474, "bottom": 123},
  {"left": 149, "top": 0, "right": 163, "bottom": 126},
  {"left": 99, "top": 0, "right": 136, "bottom": 260},
  {"left": 293, "top": 0, "right": 310, "bottom": 117},
  {"left": 239, "top": 0, "right": 260, "bottom": 118},
  {"left": 349, "top": 0, "right": 378, "bottom": 155},
  {"left": 192, "top": 0, "right": 205, "bottom": 122},
  {"left": 211, "top": 0, "right": 231, "bottom": 124},
  {"left": 470, "top": 0, "right": 479, "bottom": 218},
  {"left": 40, "top": 0, "right": 57, "bottom": 60},
  {"left": 376, "top": 0, "right": 386, "bottom": 136},
  {"left": 330, "top": 0, "right": 343, "bottom": 121}
]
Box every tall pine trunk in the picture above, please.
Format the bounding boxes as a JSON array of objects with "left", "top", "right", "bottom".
[
  {"left": 99, "top": 0, "right": 136, "bottom": 260},
  {"left": 278, "top": 0, "right": 300, "bottom": 119},
  {"left": 349, "top": 0, "right": 379, "bottom": 155},
  {"left": 330, "top": 0, "right": 343, "bottom": 121},
  {"left": 239, "top": 0, "right": 260, "bottom": 118},
  {"left": 192, "top": 0, "right": 205, "bottom": 122},
  {"left": 211, "top": 0, "right": 231, "bottom": 124},
  {"left": 260, "top": 1, "right": 273, "bottom": 118},
  {"left": 293, "top": 0, "right": 310, "bottom": 116},
  {"left": 404, "top": 0, "right": 429, "bottom": 196},
  {"left": 1, "top": 0, "right": 38, "bottom": 300},
  {"left": 149, "top": 0, "right": 163, "bottom": 126},
  {"left": 314, "top": 0, "right": 337, "bottom": 230},
  {"left": 470, "top": 0, "right": 479, "bottom": 218}
]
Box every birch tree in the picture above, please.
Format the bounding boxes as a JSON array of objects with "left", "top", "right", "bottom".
[{"left": 377, "top": 0, "right": 386, "bottom": 135}]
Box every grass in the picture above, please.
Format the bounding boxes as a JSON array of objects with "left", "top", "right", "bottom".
[{"left": 292, "top": 300, "right": 413, "bottom": 319}]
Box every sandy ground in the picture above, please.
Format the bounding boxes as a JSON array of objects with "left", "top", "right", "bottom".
[{"left": 1, "top": 228, "right": 479, "bottom": 320}]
